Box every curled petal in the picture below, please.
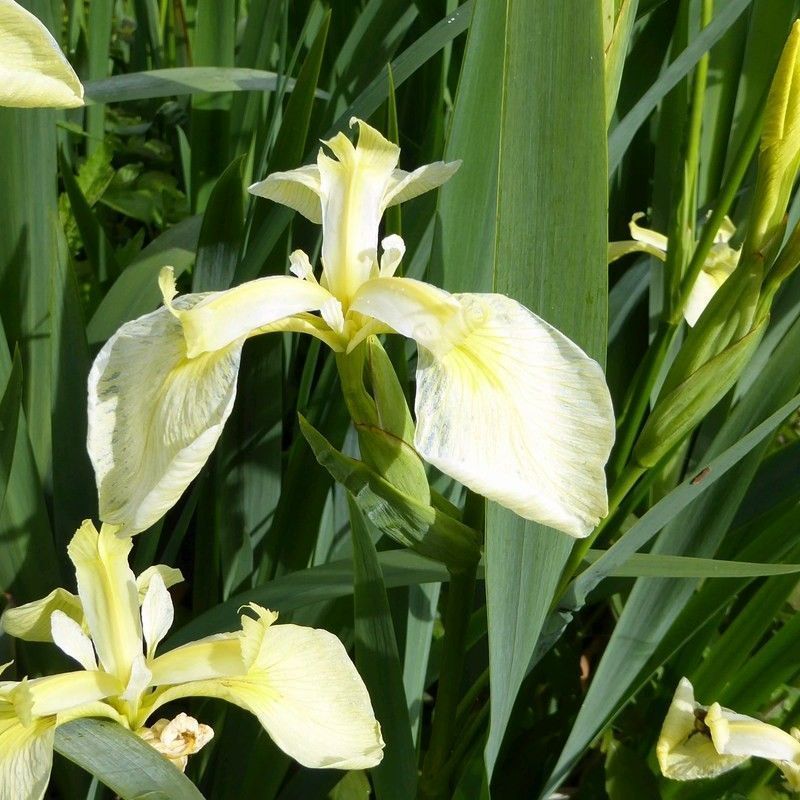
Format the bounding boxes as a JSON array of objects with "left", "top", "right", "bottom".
[
  {"left": 248, "top": 164, "right": 322, "bottom": 223},
  {"left": 706, "top": 702, "right": 800, "bottom": 763},
  {"left": 352, "top": 279, "right": 614, "bottom": 536},
  {"left": 0, "top": 0, "right": 83, "bottom": 108},
  {"left": 67, "top": 522, "right": 142, "bottom": 683},
  {"left": 383, "top": 160, "right": 461, "bottom": 208},
  {"left": 1, "top": 588, "right": 82, "bottom": 643},
  {"left": 656, "top": 678, "right": 747, "bottom": 781},
  {"left": 135, "top": 565, "right": 184, "bottom": 604},
  {"left": 0, "top": 706, "right": 54, "bottom": 800},
  {"left": 165, "top": 272, "right": 334, "bottom": 358},
  {"left": 87, "top": 297, "right": 242, "bottom": 535}
]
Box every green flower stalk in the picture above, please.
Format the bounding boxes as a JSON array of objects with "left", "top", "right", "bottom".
[
  {"left": 0, "top": 0, "right": 83, "bottom": 108},
  {"left": 87, "top": 118, "right": 615, "bottom": 542},
  {"left": 0, "top": 521, "right": 384, "bottom": 800}
]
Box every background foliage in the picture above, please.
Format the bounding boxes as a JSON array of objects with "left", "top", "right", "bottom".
[{"left": 2, "top": 0, "right": 800, "bottom": 797}]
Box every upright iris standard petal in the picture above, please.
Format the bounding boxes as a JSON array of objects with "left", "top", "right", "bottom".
[
  {"left": 0, "top": 707, "right": 55, "bottom": 800},
  {"left": 317, "top": 120, "right": 401, "bottom": 302},
  {"left": 88, "top": 296, "right": 243, "bottom": 535},
  {"left": 0, "top": 0, "right": 83, "bottom": 108},
  {"left": 351, "top": 278, "right": 615, "bottom": 537},
  {"left": 66, "top": 522, "right": 142, "bottom": 683}
]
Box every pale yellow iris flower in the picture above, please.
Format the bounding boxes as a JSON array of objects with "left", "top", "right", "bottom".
[
  {"left": 608, "top": 213, "right": 740, "bottom": 326},
  {"left": 87, "top": 118, "right": 615, "bottom": 539},
  {"left": 0, "top": 521, "right": 383, "bottom": 800},
  {"left": 0, "top": 0, "right": 83, "bottom": 108},
  {"left": 657, "top": 677, "right": 800, "bottom": 792}
]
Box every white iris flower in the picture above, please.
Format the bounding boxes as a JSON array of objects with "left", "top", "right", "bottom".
[
  {"left": 0, "top": 521, "right": 383, "bottom": 800},
  {"left": 87, "top": 118, "right": 615, "bottom": 539},
  {"left": 608, "top": 213, "right": 740, "bottom": 326},
  {"left": 658, "top": 677, "right": 800, "bottom": 792}
]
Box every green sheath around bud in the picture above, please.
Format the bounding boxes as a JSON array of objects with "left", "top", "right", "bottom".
[{"left": 336, "top": 337, "right": 431, "bottom": 503}]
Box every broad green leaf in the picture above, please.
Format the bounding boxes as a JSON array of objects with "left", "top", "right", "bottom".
[
  {"left": 55, "top": 719, "right": 205, "bottom": 800},
  {"left": 331, "top": 1, "right": 473, "bottom": 134},
  {"left": 0, "top": 352, "right": 23, "bottom": 524},
  {"left": 439, "top": 0, "right": 608, "bottom": 779},
  {"left": 350, "top": 497, "right": 417, "bottom": 799},
  {"left": 192, "top": 155, "right": 246, "bottom": 292},
  {"left": 190, "top": 0, "right": 236, "bottom": 210},
  {"left": 596, "top": 550, "right": 800, "bottom": 578},
  {"left": 544, "top": 311, "right": 800, "bottom": 797},
  {"left": 237, "top": 10, "right": 331, "bottom": 283},
  {"left": 403, "top": 581, "right": 441, "bottom": 746}
]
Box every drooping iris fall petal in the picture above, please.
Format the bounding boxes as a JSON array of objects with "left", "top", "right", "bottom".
[{"left": 350, "top": 277, "right": 615, "bottom": 537}]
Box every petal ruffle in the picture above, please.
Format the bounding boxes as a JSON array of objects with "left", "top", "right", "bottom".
[
  {"left": 87, "top": 298, "right": 243, "bottom": 535},
  {"left": 0, "top": 0, "right": 83, "bottom": 108},
  {"left": 351, "top": 278, "right": 615, "bottom": 537}
]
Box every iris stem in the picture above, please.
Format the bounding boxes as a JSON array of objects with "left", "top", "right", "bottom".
[
  {"left": 419, "top": 565, "right": 478, "bottom": 799},
  {"left": 420, "top": 492, "right": 482, "bottom": 799}
]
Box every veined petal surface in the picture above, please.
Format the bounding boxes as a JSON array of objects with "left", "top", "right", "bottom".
[
  {"left": 248, "top": 164, "right": 322, "bottom": 223},
  {"left": 67, "top": 522, "right": 142, "bottom": 682},
  {"left": 0, "top": 706, "right": 54, "bottom": 800},
  {"left": 0, "top": 0, "right": 83, "bottom": 108},
  {"left": 87, "top": 297, "right": 242, "bottom": 535},
  {"left": 352, "top": 279, "right": 614, "bottom": 536}
]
